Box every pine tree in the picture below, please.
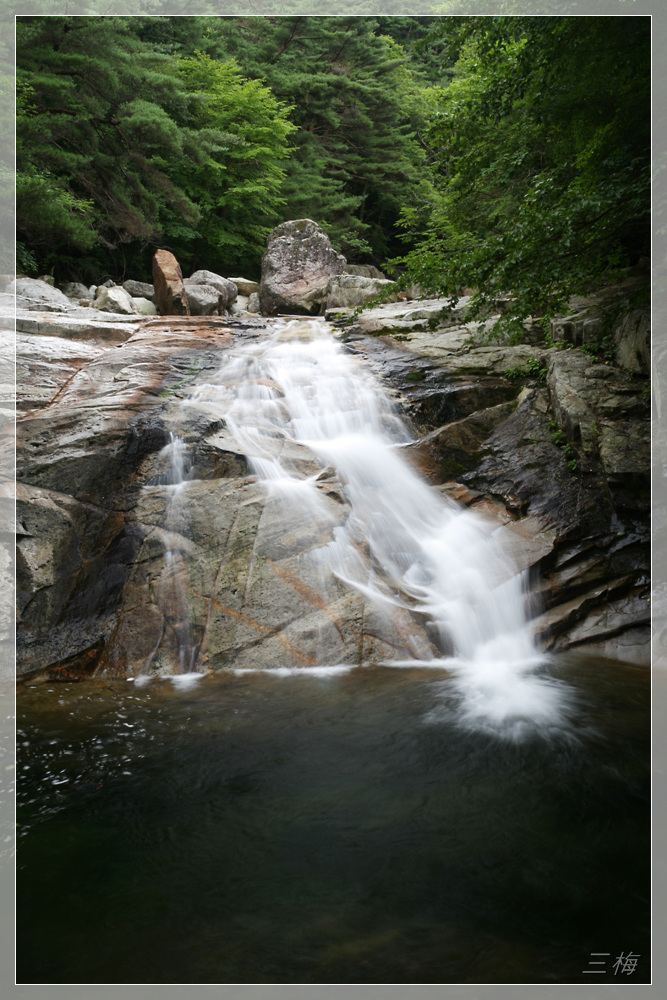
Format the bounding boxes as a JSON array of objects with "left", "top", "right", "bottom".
[
  {"left": 199, "top": 15, "right": 437, "bottom": 265},
  {"left": 16, "top": 16, "right": 296, "bottom": 280}
]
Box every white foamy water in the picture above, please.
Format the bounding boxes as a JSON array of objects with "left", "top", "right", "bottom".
[
  {"left": 147, "top": 433, "right": 200, "bottom": 675},
  {"left": 189, "top": 318, "right": 570, "bottom": 732}
]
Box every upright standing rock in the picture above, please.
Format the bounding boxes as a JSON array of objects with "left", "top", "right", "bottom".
[
  {"left": 259, "top": 219, "right": 346, "bottom": 316},
  {"left": 152, "top": 249, "right": 190, "bottom": 316}
]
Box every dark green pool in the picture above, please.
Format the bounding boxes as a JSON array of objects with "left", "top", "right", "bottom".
[{"left": 17, "top": 654, "right": 650, "bottom": 984}]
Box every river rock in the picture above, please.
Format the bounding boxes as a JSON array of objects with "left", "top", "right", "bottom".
[
  {"left": 60, "top": 281, "right": 90, "bottom": 300},
  {"left": 344, "top": 264, "right": 386, "bottom": 280},
  {"left": 10, "top": 277, "right": 75, "bottom": 312},
  {"left": 152, "top": 249, "right": 190, "bottom": 316},
  {"left": 188, "top": 270, "right": 237, "bottom": 310},
  {"left": 247, "top": 293, "right": 261, "bottom": 314},
  {"left": 95, "top": 285, "right": 135, "bottom": 315},
  {"left": 15, "top": 310, "right": 139, "bottom": 343},
  {"left": 324, "top": 274, "right": 398, "bottom": 310},
  {"left": 182, "top": 282, "right": 222, "bottom": 316},
  {"left": 260, "top": 219, "right": 347, "bottom": 316},
  {"left": 123, "top": 279, "right": 155, "bottom": 303},
  {"left": 230, "top": 295, "right": 249, "bottom": 315},
  {"left": 130, "top": 296, "right": 157, "bottom": 316},
  {"left": 227, "top": 277, "right": 259, "bottom": 297}
]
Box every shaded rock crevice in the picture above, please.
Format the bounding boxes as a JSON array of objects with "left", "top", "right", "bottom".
[{"left": 342, "top": 289, "right": 649, "bottom": 665}]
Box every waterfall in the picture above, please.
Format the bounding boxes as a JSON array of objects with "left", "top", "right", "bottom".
[
  {"left": 150, "top": 433, "right": 201, "bottom": 675},
  {"left": 184, "top": 318, "right": 571, "bottom": 734}
]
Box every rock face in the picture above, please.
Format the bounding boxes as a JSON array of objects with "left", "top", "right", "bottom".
[
  {"left": 152, "top": 250, "right": 190, "bottom": 316},
  {"left": 15, "top": 279, "right": 650, "bottom": 678},
  {"left": 260, "top": 219, "right": 346, "bottom": 316},
  {"left": 16, "top": 314, "right": 434, "bottom": 679},
  {"left": 613, "top": 308, "right": 650, "bottom": 374},
  {"left": 324, "top": 274, "right": 398, "bottom": 310},
  {"left": 338, "top": 288, "right": 650, "bottom": 666}
]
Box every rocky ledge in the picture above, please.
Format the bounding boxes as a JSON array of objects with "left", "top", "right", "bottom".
[
  {"left": 336, "top": 286, "right": 650, "bottom": 665},
  {"left": 13, "top": 266, "right": 650, "bottom": 679}
]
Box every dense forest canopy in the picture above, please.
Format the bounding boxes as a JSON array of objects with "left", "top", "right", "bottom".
[{"left": 16, "top": 14, "right": 649, "bottom": 333}]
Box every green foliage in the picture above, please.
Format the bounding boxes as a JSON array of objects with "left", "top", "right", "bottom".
[
  {"left": 173, "top": 53, "right": 296, "bottom": 273},
  {"left": 551, "top": 430, "right": 567, "bottom": 446},
  {"left": 198, "top": 16, "right": 442, "bottom": 265},
  {"left": 16, "top": 16, "right": 297, "bottom": 281},
  {"left": 526, "top": 357, "right": 547, "bottom": 380},
  {"left": 391, "top": 16, "right": 650, "bottom": 338},
  {"left": 16, "top": 241, "right": 38, "bottom": 276},
  {"left": 503, "top": 356, "right": 545, "bottom": 380}
]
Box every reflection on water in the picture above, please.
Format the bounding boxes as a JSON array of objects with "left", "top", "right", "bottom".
[{"left": 17, "top": 654, "right": 649, "bottom": 984}]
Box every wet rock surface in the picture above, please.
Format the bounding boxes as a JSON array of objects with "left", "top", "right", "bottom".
[
  {"left": 16, "top": 281, "right": 650, "bottom": 678},
  {"left": 17, "top": 314, "right": 432, "bottom": 679},
  {"left": 340, "top": 292, "right": 650, "bottom": 666}
]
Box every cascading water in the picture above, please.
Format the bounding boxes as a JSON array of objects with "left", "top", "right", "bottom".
[
  {"left": 186, "top": 318, "right": 571, "bottom": 735},
  {"left": 150, "top": 433, "right": 201, "bottom": 675}
]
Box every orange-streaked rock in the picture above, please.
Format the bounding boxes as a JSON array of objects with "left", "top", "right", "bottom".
[{"left": 152, "top": 249, "right": 190, "bottom": 316}]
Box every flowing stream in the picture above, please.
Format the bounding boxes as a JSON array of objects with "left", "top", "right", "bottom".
[
  {"left": 184, "top": 318, "right": 567, "bottom": 736},
  {"left": 17, "top": 319, "right": 650, "bottom": 985}
]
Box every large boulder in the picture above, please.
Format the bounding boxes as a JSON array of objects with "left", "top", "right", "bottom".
[
  {"left": 60, "top": 281, "right": 90, "bottom": 301},
  {"left": 94, "top": 285, "right": 135, "bottom": 315},
  {"left": 344, "top": 264, "right": 386, "bottom": 280},
  {"left": 186, "top": 270, "right": 237, "bottom": 312},
  {"left": 123, "top": 279, "right": 155, "bottom": 303},
  {"left": 324, "top": 274, "right": 398, "bottom": 310},
  {"left": 182, "top": 282, "right": 223, "bottom": 316},
  {"left": 227, "top": 277, "right": 259, "bottom": 297},
  {"left": 259, "top": 219, "right": 346, "bottom": 316},
  {"left": 10, "top": 277, "right": 75, "bottom": 312},
  {"left": 152, "top": 250, "right": 190, "bottom": 316}
]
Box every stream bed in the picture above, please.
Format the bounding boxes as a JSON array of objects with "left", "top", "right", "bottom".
[{"left": 17, "top": 653, "right": 649, "bottom": 984}]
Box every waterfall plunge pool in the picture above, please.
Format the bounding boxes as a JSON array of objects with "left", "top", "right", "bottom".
[{"left": 17, "top": 653, "right": 649, "bottom": 984}]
